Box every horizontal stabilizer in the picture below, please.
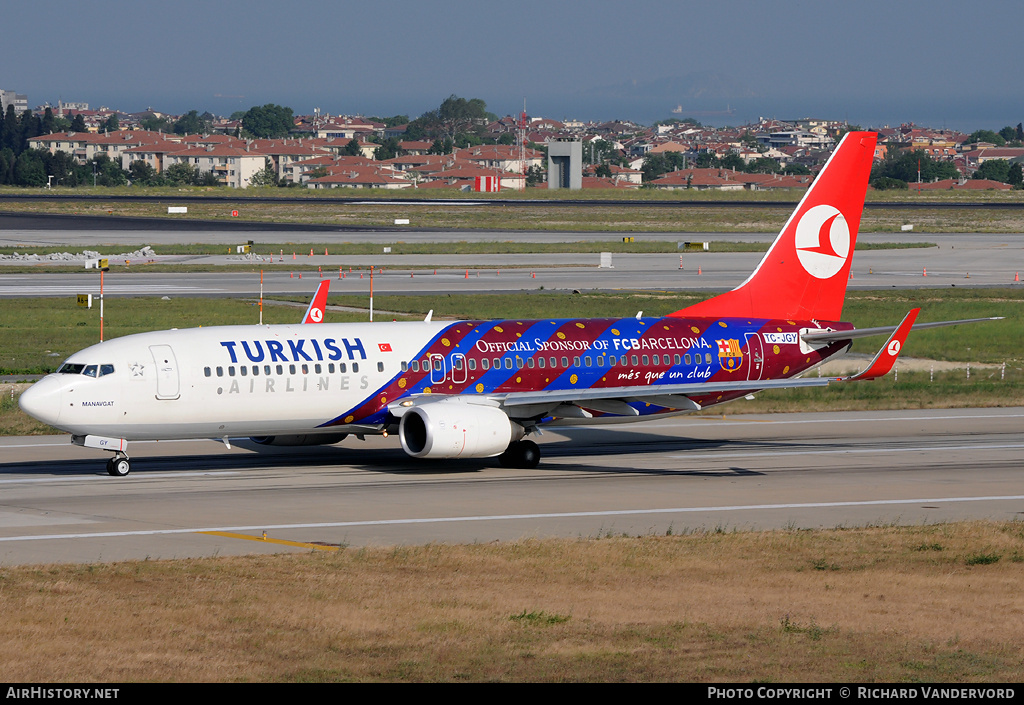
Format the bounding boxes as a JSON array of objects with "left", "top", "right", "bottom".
[{"left": 802, "top": 316, "right": 1003, "bottom": 345}]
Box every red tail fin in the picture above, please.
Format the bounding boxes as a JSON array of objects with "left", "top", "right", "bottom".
[
  {"left": 671, "top": 131, "right": 877, "bottom": 322},
  {"left": 302, "top": 280, "right": 330, "bottom": 324}
]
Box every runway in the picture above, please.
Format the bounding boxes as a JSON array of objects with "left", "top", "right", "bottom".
[{"left": 0, "top": 407, "right": 1022, "bottom": 566}]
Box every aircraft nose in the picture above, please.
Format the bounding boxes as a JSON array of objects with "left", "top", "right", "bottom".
[{"left": 18, "top": 376, "right": 63, "bottom": 427}]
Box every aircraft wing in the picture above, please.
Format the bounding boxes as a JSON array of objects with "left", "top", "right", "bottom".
[{"left": 802, "top": 316, "right": 1002, "bottom": 344}]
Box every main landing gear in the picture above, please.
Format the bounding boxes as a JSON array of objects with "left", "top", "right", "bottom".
[
  {"left": 498, "top": 440, "right": 541, "bottom": 469},
  {"left": 106, "top": 453, "right": 131, "bottom": 477}
]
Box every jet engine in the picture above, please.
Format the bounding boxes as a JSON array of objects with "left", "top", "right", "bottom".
[
  {"left": 399, "top": 401, "right": 522, "bottom": 459},
  {"left": 249, "top": 433, "right": 348, "bottom": 446}
]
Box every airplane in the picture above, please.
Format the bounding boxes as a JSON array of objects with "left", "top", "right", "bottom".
[{"left": 18, "top": 131, "right": 999, "bottom": 476}]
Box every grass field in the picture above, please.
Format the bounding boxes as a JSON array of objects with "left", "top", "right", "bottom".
[
  {"left": 1, "top": 191, "right": 1023, "bottom": 232},
  {"left": 1, "top": 521, "right": 1021, "bottom": 682}
]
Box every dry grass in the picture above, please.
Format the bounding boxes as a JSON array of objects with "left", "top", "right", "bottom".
[{"left": 1, "top": 522, "right": 1022, "bottom": 682}]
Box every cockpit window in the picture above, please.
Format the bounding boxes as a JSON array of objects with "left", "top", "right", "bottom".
[
  {"left": 99, "top": 364, "right": 115, "bottom": 377},
  {"left": 83, "top": 365, "right": 98, "bottom": 378},
  {"left": 58, "top": 363, "right": 85, "bottom": 374}
]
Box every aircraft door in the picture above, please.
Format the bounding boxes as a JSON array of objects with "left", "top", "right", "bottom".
[
  {"left": 744, "top": 333, "right": 764, "bottom": 381},
  {"left": 149, "top": 344, "right": 180, "bottom": 400},
  {"left": 429, "top": 354, "right": 446, "bottom": 386},
  {"left": 451, "top": 353, "right": 468, "bottom": 384}
]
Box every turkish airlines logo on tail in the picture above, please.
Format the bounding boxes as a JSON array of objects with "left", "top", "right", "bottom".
[
  {"left": 309, "top": 307, "right": 323, "bottom": 322},
  {"left": 794, "top": 205, "right": 850, "bottom": 279}
]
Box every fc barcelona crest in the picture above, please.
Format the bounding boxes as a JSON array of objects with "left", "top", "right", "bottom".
[{"left": 716, "top": 339, "right": 743, "bottom": 371}]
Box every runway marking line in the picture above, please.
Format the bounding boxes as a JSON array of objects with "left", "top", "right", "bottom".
[
  {"left": 199, "top": 530, "right": 340, "bottom": 551},
  {"left": 3, "top": 494, "right": 1024, "bottom": 544}
]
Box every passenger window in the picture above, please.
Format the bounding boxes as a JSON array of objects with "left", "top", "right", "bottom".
[
  {"left": 276, "top": 365, "right": 283, "bottom": 375},
  {"left": 289, "top": 364, "right": 296, "bottom": 374},
  {"left": 561, "top": 357, "right": 569, "bottom": 368},
  {"left": 573, "top": 356, "right": 581, "bottom": 367},
  {"left": 481, "top": 358, "right": 490, "bottom": 371},
  {"left": 240, "top": 366, "right": 247, "bottom": 376},
  {"left": 685, "top": 354, "right": 691, "bottom": 365},
  {"left": 401, "top": 361, "right": 408, "bottom": 372},
  {"left": 630, "top": 355, "right": 638, "bottom": 366},
  {"left": 550, "top": 357, "right": 557, "bottom": 368},
  {"left": 264, "top": 365, "right": 271, "bottom": 375},
  {"left": 674, "top": 354, "right": 681, "bottom": 365},
  {"left": 253, "top": 366, "right": 260, "bottom": 376},
  {"left": 100, "top": 364, "right": 114, "bottom": 377},
  {"left": 642, "top": 355, "right": 649, "bottom": 366},
  {"left": 83, "top": 365, "right": 97, "bottom": 378},
  {"left": 584, "top": 356, "right": 592, "bottom": 367},
  {"left": 468, "top": 359, "right": 476, "bottom": 371},
  {"left": 516, "top": 357, "right": 524, "bottom": 369},
  {"left": 228, "top": 366, "right": 236, "bottom": 377},
  {"left": 329, "top": 363, "right": 335, "bottom": 373},
  {"left": 504, "top": 358, "right": 513, "bottom": 370},
  {"left": 538, "top": 357, "right": 546, "bottom": 369},
  {"left": 216, "top": 367, "right": 224, "bottom": 377},
  {"left": 377, "top": 361, "right": 384, "bottom": 372},
  {"left": 204, "top": 367, "right": 211, "bottom": 377},
  {"left": 527, "top": 357, "right": 534, "bottom": 369},
  {"left": 352, "top": 363, "right": 359, "bottom": 373},
  {"left": 410, "top": 360, "right": 418, "bottom": 372},
  {"left": 705, "top": 353, "right": 712, "bottom": 364},
  {"left": 597, "top": 356, "right": 605, "bottom": 367},
  {"left": 339, "top": 363, "right": 347, "bottom": 373},
  {"left": 315, "top": 364, "right": 322, "bottom": 374}
]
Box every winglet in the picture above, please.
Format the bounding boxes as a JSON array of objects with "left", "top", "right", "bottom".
[
  {"left": 845, "top": 308, "right": 919, "bottom": 381},
  {"left": 301, "top": 280, "right": 330, "bottom": 324}
]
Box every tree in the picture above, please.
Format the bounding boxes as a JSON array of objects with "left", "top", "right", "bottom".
[
  {"left": 746, "top": 156, "right": 781, "bottom": 174},
  {"left": 967, "top": 129, "right": 1005, "bottom": 146},
  {"left": 69, "top": 113, "right": 87, "bottom": 133},
  {"left": 42, "top": 107, "right": 55, "bottom": 135},
  {"left": 91, "top": 153, "right": 127, "bottom": 186},
  {"left": 594, "top": 164, "right": 612, "bottom": 178},
  {"left": 373, "top": 137, "right": 404, "bottom": 161},
  {"left": 141, "top": 116, "right": 169, "bottom": 132},
  {"left": 973, "top": 159, "right": 1011, "bottom": 183},
  {"left": 1007, "top": 162, "right": 1023, "bottom": 187},
  {"left": 406, "top": 95, "right": 488, "bottom": 144},
  {"left": 343, "top": 138, "right": 361, "bottom": 157},
  {"left": 165, "top": 161, "right": 199, "bottom": 186},
  {"left": 871, "top": 148, "right": 958, "bottom": 183},
  {"left": 525, "top": 165, "right": 545, "bottom": 187},
  {"left": 173, "top": 110, "right": 209, "bottom": 135},
  {"left": 249, "top": 159, "right": 278, "bottom": 187},
  {"left": 241, "top": 104, "right": 294, "bottom": 138},
  {"left": 128, "top": 160, "right": 162, "bottom": 186},
  {"left": 871, "top": 176, "right": 908, "bottom": 190},
  {"left": 102, "top": 114, "right": 119, "bottom": 133}
]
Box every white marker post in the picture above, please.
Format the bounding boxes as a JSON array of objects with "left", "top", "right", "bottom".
[{"left": 369, "top": 266, "right": 374, "bottom": 322}]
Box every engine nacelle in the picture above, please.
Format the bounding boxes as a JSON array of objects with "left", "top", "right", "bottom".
[
  {"left": 399, "top": 401, "right": 522, "bottom": 459},
  {"left": 249, "top": 433, "right": 348, "bottom": 446}
]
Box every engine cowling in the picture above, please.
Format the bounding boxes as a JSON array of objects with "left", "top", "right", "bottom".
[
  {"left": 399, "top": 401, "right": 522, "bottom": 459},
  {"left": 249, "top": 433, "right": 348, "bottom": 446}
]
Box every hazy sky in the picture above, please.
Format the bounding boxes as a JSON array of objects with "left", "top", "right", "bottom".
[{"left": 4, "top": 1, "right": 1020, "bottom": 131}]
